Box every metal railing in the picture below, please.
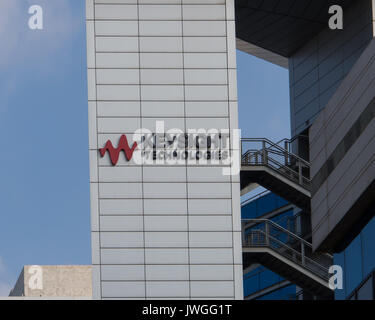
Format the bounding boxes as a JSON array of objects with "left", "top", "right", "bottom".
[
  {"left": 241, "top": 188, "right": 298, "bottom": 234},
  {"left": 276, "top": 134, "right": 309, "bottom": 156},
  {"left": 242, "top": 219, "right": 331, "bottom": 283},
  {"left": 287, "top": 289, "right": 305, "bottom": 300},
  {"left": 242, "top": 212, "right": 299, "bottom": 235},
  {"left": 241, "top": 138, "right": 311, "bottom": 190}
]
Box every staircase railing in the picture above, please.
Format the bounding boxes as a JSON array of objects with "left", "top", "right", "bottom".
[
  {"left": 242, "top": 219, "right": 332, "bottom": 283},
  {"left": 276, "top": 134, "right": 309, "bottom": 156},
  {"left": 287, "top": 289, "right": 305, "bottom": 300},
  {"left": 241, "top": 138, "right": 311, "bottom": 190}
]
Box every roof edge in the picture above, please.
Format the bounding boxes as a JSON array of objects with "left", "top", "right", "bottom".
[{"left": 236, "top": 38, "right": 289, "bottom": 69}]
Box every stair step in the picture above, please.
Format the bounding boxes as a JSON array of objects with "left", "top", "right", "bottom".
[{"left": 242, "top": 218, "right": 332, "bottom": 299}]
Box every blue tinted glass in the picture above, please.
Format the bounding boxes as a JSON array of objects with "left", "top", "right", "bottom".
[
  {"left": 245, "top": 266, "right": 264, "bottom": 277},
  {"left": 344, "top": 235, "right": 363, "bottom": 295},
  {"left": 242, "top": 193, "right": 296, "bottom": 299},
  {"left": 279, "top": 284, "right": 298, "bottom": 300},
  {"left": 259, "top": 269, "right": 280, "bottom": 290},
  {"left": 334, "top": 252, "right": 346, "bottom": 300},
  {"left": 241, "top": 200, "right": 257, "bottom": 219},
  {"left": 276, "top": 194, "right": 289, "bottom": 208},
  {"left": 256, "top": 284, "right": 296, "bottom": 300},
  {"left": 361, "top": 216, "right": 375, "bottom": 276},
  {"left": 274, "top": 209, "right": 294, "bottom": 228},
  {"left": 242, "top": 192, "right": 291, "bottom": 220},
  {"left": 243, "top": 271, "right": 260, "bottom": 296},
  {"left": 243, "top": 266, "right": 289, "bottom": 298},
  {"left": 256, "top": 193, "right": 277, "bottom": 216}
]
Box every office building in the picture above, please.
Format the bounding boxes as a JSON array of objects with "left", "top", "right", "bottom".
[
  {"left": 86, "top": 0, "right": 243, "bottom": 300},
  {"left": 9, "top": 0, "right": 373, "bottom": 301},
  {"left": 237, "top": 0, "right": 375, "bottom": 300}
]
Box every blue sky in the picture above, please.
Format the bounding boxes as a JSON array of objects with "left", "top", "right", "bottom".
[{"left": 0, "top": 0, "right": 290, "bottom": 295}]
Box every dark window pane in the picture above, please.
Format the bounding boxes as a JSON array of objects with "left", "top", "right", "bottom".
[
  {"left": 259, "top": 269, "right": 280, "bottom": 290},
  {"left": 345, "top": 236, "right": 363, "bottom": 295},
  {"left": 357, "top": 276, "right": 373, "bottom": 300},
  {"left": 243, "top": 271, "right": 260, "bottom": 297},
  {"left": 334, "top": 252, "right": 346, "bottom": 300},
  {"left": 362, "top": 217, "right": 375, "bottom": 276},
  {"left": 256, "top": 284, "right": 296, "bottom": 300},
  {"left": 241, "top": 200, "right": 257, "bottom": 219},
  {"left": 257, "top": 193, "right": 277, "bottom": 216}
]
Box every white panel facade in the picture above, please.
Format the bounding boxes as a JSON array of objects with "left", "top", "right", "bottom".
[{"left": 86, "top": 0, "right": 243, "bottom": 299}]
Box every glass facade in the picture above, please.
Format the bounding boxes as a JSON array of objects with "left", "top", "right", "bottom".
[
  {"left": 334, "top": 215, "right": 375, "bottom": 299},
  {"left": 243, "top": 266, "right": 294, "bottom": 299},
  {"left": 242, "top": 192, "right": 289, "bottom": 219},
  {"left": 242, "top": 192, "right": 297, "bottom": 299},
  {"left": 352, "top": 273, "right": 374, "bottom": 300},
  {"left": 257, "top": 284, "right": 297, "bottom": 300}
]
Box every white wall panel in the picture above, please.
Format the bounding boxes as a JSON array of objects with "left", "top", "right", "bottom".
[
  {"left": 101, "top": 265, "right": 145, "bottom": 281},
  {"left": 146, "top": 265, "right": 189, "bottom": 281},
  {"left": 95, "top": 5, "right": 138, "bottom": 20},
  {"left": 96, "top": 37, "right": 139, "bottom": 52},
  {"left": 190, "top": 265, "right": 233, "bottom": 282}
]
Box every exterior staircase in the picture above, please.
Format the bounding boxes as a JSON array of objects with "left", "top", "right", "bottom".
[
  {"left": 242, "top": 219, "right": 334, "bottom": 299},
  {"left": 241, "top": 138, "right": 311, "bottom": 210}
]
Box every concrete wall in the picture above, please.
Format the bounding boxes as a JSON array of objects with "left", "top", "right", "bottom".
[
  {"left": 86, "top": 0, "right": 243, "bottom": 299},
  {"left": 289, "top": 0, "right": 373, "bottom": 138},
  {"left": 309, "top": 37, "right": 375, "bottom": 252},
  {"left": 9, "top": 266, "right": 92, "bottom": 298}
]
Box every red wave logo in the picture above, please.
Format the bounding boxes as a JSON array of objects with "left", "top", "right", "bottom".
[{"left": 99, "top": 134, "right": 138, "bottom": 165}]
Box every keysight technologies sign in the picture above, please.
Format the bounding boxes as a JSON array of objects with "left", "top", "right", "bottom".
[{"left": 99, "top": 121, "right": 241, "bottom": 176}]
